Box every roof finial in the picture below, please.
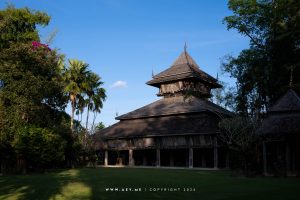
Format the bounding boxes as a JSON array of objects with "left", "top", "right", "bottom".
[
  {"left": 184, "top": 42, "right": 191, "bottom": 67},
  {"left": 184, "top": 42, "right": 187, "bottom": 53},
  {"left": 289, "top": 66, "right": 294, "bottom": 87},
  {"left": 216, "top": 73, "right": 219, "bottom": 81},
  {"left": 152, "top": 68, "right": 155, "bottom": 78}
]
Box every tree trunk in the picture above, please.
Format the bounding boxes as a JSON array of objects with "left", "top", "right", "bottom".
[
  {"left": 85, "top": 98, "right": 91, "bottom": 130},
  {"left": 91, "top": 112, "right": 97, "bottom": 134},
  {"left": 71, "top": 97, "right": 75, "bottom": 131}
]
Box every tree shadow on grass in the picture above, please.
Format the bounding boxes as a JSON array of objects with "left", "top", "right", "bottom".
[
  {"left": 0, "top": 171, "right": 62, "bottom": 200},
  {"left": 0, "top": 168, "right": 109, "bottom": 200},
  {"left": 0, "top": 169, "right": 92, "bottom": 200}
]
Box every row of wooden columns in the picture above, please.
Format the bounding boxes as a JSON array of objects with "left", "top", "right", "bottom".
[
  {"left": 154, "top": 136, "right": 219, "bottom": 168},
  {"left": 104, "top": 137, "right": 219, "bottom": 168}
]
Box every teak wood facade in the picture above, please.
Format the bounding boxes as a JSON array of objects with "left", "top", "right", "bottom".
[{"left": 95, "top": 49, "right": 233, "bottom": 168}]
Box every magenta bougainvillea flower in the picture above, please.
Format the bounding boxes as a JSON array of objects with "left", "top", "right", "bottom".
[{"left": 31, "top": 41, "right": 51, "bottom": 51}]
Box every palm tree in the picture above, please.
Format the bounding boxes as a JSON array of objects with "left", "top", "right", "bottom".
[
  {"left": 76, "top": 95, "right": 86, "bottom": 122},
  {"left": 63, "top": 59, "right": 90, "bottom": 131},
  {"left": 91, "top": 87, "right": 106, "bottom": 133},
  {"left": 85, "top": 72, "right": 106, "bottom": 131}
]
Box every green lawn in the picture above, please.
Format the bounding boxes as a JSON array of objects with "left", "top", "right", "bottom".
[{"left": 0, "top": 168, "right": 299, "bottom": 200}]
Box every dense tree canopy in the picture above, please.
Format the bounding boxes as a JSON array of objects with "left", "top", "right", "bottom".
[
  {"left": 0, "top": 5, "right": 50, "bottom": 48},
  {"left": 0, "top": 5, "right": 106, "bottom": 173},
  {"left": 223, "top": 0, "right": 300, "bottom": 116},
  {"left": 0, "top": 6, "right": 72, "bottom": 173}
]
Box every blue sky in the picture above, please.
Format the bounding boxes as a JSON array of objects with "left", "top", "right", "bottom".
[{"left": 1, "top": 0, "right": 249, "bottom": 127}]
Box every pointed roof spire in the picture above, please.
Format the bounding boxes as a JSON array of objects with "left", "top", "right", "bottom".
[
  {"left": 172, "top": 50, "right": 199, "bottom": 67},
  {"left": 184, "top": 42, "right": 187, "bottom": 53},
  {"left": 184, "top": 42, "right": 191, "bottom": 66},
  {"left": 146, "top": 48, "right": 222, "bottom": 89},
  {"left": 152, "top": 68, "right": 155, "bottom": 78}
]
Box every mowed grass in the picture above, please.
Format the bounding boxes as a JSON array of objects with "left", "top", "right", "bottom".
[{"left": 0, "top": 168, "right": 300, "bottom": 200}]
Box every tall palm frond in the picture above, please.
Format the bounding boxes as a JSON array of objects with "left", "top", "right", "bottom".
[{"left": 63, "top": 59, "right": 90, "bottom": 131}]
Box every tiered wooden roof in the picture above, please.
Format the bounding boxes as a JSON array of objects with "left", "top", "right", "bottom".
[
  {"left": 147, "top": 51, "right": 221, "bottom": 88},
  {"left": 96, "top": 49, "right": 233, "bottom": 140},
  {"left": 100, "top": 113, "right": 220, "bottom": 140},
  {"left": 116, "top": 96, "right": 232, "bottom": 120},
  {"left": 258, "top": 89, "right": 300, "bottom": 135}
]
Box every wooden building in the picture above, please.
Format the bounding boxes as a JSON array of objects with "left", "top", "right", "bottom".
[
  {"left": 258, "top": 89, "right": 300, "bottom": 176},
  {"left": 95, "top": 49, "right": 233, "bottom": 168}
]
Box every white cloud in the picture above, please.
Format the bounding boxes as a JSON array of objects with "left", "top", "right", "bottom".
[{"left": 110, "top": 80, "right": 128, "bottom": 88}]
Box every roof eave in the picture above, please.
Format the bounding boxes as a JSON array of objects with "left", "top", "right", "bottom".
[
  {"left": 146, "top": 77, "right": 222, "bottom": 88},
  {"left": 116, "top": 108, "right": 233, "bottom": 120}
]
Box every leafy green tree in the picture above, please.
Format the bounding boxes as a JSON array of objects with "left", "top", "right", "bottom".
[
  {"left": 0, "top": 6, "right": 79, "bottom": 173},
  {"left": 210, "top": 81, "right": 236, "bottom": 111},
  {"left": 0, "top": 5, "right": 50, "bottom": 49},
  {"left": 0, "top": 5, "right": 107, "bottom": 172},
  {"left": 13, "top": 126, "right": 66, "bottom": 172},
  {"left": 0, "top": 43, "right": 68, "bottom": 172},
  {"left": 219, "top": 117, "right": 260, "bottom": 175},
  {"left": 95, "top": 122, "right": 105, "bottom": 131},
  {"left": 222, "top": 0, "right": 300, "bottom": 116}
]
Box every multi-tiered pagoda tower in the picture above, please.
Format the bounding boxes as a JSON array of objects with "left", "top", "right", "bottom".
[{"left": 96, "top": 48, "right": 233, "bottom": 168}]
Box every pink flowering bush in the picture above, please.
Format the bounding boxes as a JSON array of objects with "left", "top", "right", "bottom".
[{"left": 31, "top": 41, "right": 51, "bottom": 51}]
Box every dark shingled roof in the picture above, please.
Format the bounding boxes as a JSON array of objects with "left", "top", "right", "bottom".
[
  {"left": 90, "top": 133, "right": 105, "bottom": 149},
  {"left": 100, "top": 113, "right": 221, "bottom": 139},
  {"left": 147, "top": 51, "right": 221, "bottom": 88},
  {"left": 98, "top": 96, "right": 233, "bottom": 139},
  {"left": 258, "top": 113, "right": 300, "bottom": 135},
  {"left": 116, "top": 96, "right": 233, "bottom": 120},
  {"left": 268, "top": 89, "right": 300, "bottom": 112},
  {"left": 258, "top": 89, "right": 300, "bottom": 135}
]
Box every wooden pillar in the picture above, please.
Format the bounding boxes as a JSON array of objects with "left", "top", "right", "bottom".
[
  {"left": 156, "top": 149, "right": 160, "bottom": 167},
  {"left": 189, "top": 148, "right": 193, "bottom": 168},
  {"left": 201, "top": 154, "right": 206, "bottom": 168},
  {"left": 143, "top": 154, "right": 147, "bottom": 166},
  {"left": 104, "top": 150, "right": 108, "bottom": 166},
  {"left": 129, "top": 149, "right": 134, "bottom": 166},
  {"left": 292, "top": 148, "right": 296, "bottom": 174},
  {"left": 286, "top": 143, "right": 291, "bottom": 176},
  {"left": 213, "top": 136, "right": 218, "bottom": 169},
  {"left": 225, "top": 150, "right": 230, "bottom": 169},
  {"left": 188, "top": 137, "right": 193, "bottom": 168},
  {"left": 170, "top": 152, "right": 174, "bottom": 167},
  {"left": 263, "top": 141, "right": 267, "bottom": 176}
]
